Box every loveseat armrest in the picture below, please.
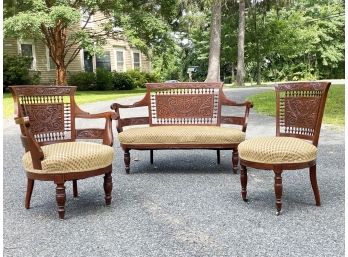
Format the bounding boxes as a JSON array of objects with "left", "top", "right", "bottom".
[
  {"left": 220, "top": 92, "right": 253, "bottom": 132},
  {"left": 75, "top": 104, "right": 117, "bottom": 146},
  {"left": 110, "top": 94, "right": 150, "bottom": 133}
]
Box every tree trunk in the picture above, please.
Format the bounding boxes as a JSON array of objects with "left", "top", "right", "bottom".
[
  {"left": 253, "top": 0, "right": 261, "bottom": 85},
  {"left": 236, "top": 0, "right": 246, "bottom": 86},
  {"left": 56, "top": 66, "right": 67, "bottom": 86},
  {"left": 205, "top": 0, "right": 221, "bottom": 82}
]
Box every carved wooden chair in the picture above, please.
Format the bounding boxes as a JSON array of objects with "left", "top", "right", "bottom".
[
  {"left": 238, "top": 82, "right": 331, "bottom": 215},
  {"left": 10, "top": 85, "right": 117, "bottom": 219}
]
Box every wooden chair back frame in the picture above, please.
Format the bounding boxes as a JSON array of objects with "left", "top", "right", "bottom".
[{"left": 275, "top": 82, "right": 331, "bottom": 146}]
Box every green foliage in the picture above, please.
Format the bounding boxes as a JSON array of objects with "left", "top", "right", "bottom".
[
  {"left": 112, "top": 72, "right": 136, "bottom": 90},
  {"left": 96, "top": 68, "right": 113, "bottom": 90},
  {"left": 143, "top": 71, "right": 161, "bottom": 83},
  {"left": 3, "top": 54, "right": 41, "bottom": 90},
  {"left": 114, "top": 0, "right": 178, "bottom": 57},
  {"left": 68, "top": 72, "right": 96, "bottom": 91},
  {"left": 124, "top": 70, "right": 161, "bottom": 88},
  {"left": 125, "top": 70, "right": 147, "bottom": 88},
  {"left": 243, "top": 0, "right": 344, "bottom": 82}
]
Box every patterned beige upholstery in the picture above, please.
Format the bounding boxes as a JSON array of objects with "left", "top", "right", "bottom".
[
  {"left": 238, "top": 136, "right": 317, "bottom": 164},
  {"left": 118, "top": 126, "right": 245, "bottom": 145},
  {"left": 23, "top": 142, "right": 114, "bottom": 173}
]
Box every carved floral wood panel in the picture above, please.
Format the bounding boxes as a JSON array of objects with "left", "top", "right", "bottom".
[
  {"left": 283, "top": 97, "right": 320, "bottom": 129},
  {"left": 156, "top": 95, "right": 214, "bottom": 118},
  {"left": 25, "top": 104, "right": 65, "bottom": 134},
  {"left": 150, "top": 88, "right": 220, "bottom": 125}
]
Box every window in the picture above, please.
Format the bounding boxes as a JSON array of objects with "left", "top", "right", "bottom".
[
  {"left": 83, "top": 51, "right": 93, "bottom": 72},
  {"left": 133, "top": 52, "right": 141, "bottom": 69},
  {"left": 115, "top": 49, "right": 125, "bottom": 72},
  {"left": 96, "top": 51, "right": 111, "bottom": 71},
  {"left": 19, "top": 40, "right": 36, "bottom": 70},
  {"left": 46, "top": 47, "right": 56, "bottom": 70}
]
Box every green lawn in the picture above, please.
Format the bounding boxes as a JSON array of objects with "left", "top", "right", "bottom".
[
  {"left": 3, "top": 88, "right": 147, "bottom": 118},
  {"left": 248, "top": 84, "right": 344, "bottom": 126}
]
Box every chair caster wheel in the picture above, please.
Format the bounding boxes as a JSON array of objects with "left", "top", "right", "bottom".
[{"left": 276, "top": 211, "right": 281, "bottom": 216}]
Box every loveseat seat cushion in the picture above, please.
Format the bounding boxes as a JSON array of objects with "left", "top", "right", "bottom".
[
  {"left": 238, "top": 136, "right": 317, "bottom": 164},
  {"left": 23, "top": 142, "right": 114, "bottom": 173},
  {"left": 118, "top": 126, "right": 245, "bottom": 145}
]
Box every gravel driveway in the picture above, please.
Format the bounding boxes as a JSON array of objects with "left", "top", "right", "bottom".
[{"left": 3, "top": 87, "right": 344, "bottom": 257}]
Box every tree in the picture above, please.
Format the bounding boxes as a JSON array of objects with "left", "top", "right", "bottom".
[
  {"left": 4, "top": 0, "right": 118, "bottom": 85},
  {"left": 205, "top": 0, "right": 222, "bottom": 82},
  {"left": 236, "top": 0, "right": 246, "bottom": 86}
]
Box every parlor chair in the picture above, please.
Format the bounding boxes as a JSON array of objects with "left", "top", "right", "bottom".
[
  {"left": 238, "top": 82, "right": 330, "bottom": 215},
  {"left": 10, "top": 86, "right": 117, "bottom": 219}
]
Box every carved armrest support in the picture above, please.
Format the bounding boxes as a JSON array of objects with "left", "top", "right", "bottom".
[
  {"left": 110, "top": 94, "right": 150, "bottom": 133},
  {"left": 14, "top": 116, "right": 44, "bottom": 169},
  {"left": 220, "top": 93, "right": 253, "bottom": 132},
  {"left": 241, "top": 101, "right": 253, "bottom": 132},
  {"left": 75, "top": 104, "right": 117, "bottom": 146},
  {"left": 110, "top": 93, "right": 149, "bottom": 111}
]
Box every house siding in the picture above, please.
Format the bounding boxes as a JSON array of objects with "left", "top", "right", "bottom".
[{"left": 4, "top": 11, "right": 151, "bottom": 84}]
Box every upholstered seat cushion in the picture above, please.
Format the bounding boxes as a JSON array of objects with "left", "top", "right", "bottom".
[
  {"left": 23, "top": 142, "right": 114, "bottom": 173},
  {"left": 238, "top": 136, "right": 317, "bottom": 164},
  {"left": 118, "top": 126, "right": 245, "bottom": 145}
]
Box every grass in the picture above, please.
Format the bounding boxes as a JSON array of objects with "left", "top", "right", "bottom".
[
  {"left": 248, "top": 84, "right": 345, "bottom": 126},
  {"left": 3, "top": 88, "right": 147, "bottom": 118}
]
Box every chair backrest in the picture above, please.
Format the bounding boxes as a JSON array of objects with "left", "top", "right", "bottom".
[
  {"left": 275, "top": 82, "right": 331, "bottom": 146},
  {"left": 146, "top": 82, "right": 223, "bottom": 126},
  {"left": 10, "top": 85, "right": 77, "bottom": 145}
]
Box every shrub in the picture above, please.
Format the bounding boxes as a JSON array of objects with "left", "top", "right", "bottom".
[
  {"left": 124, "top": 70, "right": 160, "bottom": 88},
  {"left": 125, "top": 70, "right": 147, "bottom": 88},
  {"left": 143, "top": 72, "right": 160, "bottom": 83},
  {"left": 68, "top": 71, "right": 96, "bottom": 91},
  {"left": 96, "top": 68, "right": 113, "bottom": 90},
  {"left": 112, "top": 72, "right": 135, "bottom": 90},
  {"left": 3, "top": 54, "right": 41, "bottom": 91}
]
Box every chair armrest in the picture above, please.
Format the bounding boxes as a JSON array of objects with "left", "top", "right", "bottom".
[
  {"left": 74, "top": 104, "right": 117, "bottom": 146},
  {"left": 14, "top": 116, "right": 44, "bottom": 169}
]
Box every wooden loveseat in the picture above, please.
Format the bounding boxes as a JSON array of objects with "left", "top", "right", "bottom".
[{"left": 111, "top": 82, "right": 253, "bottom": 174}]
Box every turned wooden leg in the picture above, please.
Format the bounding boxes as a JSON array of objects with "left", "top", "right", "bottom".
[
  {"left": 25, "top": 179, "right": 35, "bottom": 209},
  {"left": 104, "top": 171, "right": 113, "bottom": 205},
  {"left": 274, "top": 170, "right": 283, "bottom": 215},
  {"left": 232, "top": 149, "right": 239, "bottom": 174},
  {"left": 56, "top": 183, "right": 66, "bottom": 219},
  {"left": 309, "top": 165, "right": 321, "bottom": 206},
  {"left": 124, "top": 150, "right": 130, "bottom": 174},
  {"left": 216, "top": 150, "right": 221, "bottom": 164},
  {"left": 73, "top": 180, "right": 78, "bottom": 197},
  {"left": 240, "top": 165, "right": 248, "bottom": 202},
  {"left": 150, "top": 150, "right": 154, "bottom": 164}
]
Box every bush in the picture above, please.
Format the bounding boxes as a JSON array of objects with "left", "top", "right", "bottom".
[
  {"left": 96, "top": 68, "right": 113, "bottom": 90},
  {"left": 68, "top": 70, "right": 159, "bottom": 91},
  {"left": 68, "top": 72, "right": 96, "bottom": 91},
  {"left": 125, "top": 70, "right": 147, "bottom": 88},
  {"left": 112, "top": 72, "right": 135, "bottom": 90},
  {"left": 124, "top": 70, "right": 160, "bottom": 88},
  {"left": 3, "top": 54, "right": 41, "bottom": 91},
  {"left": 143, "top": 72, "right": 160, "bottom": 83}
]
